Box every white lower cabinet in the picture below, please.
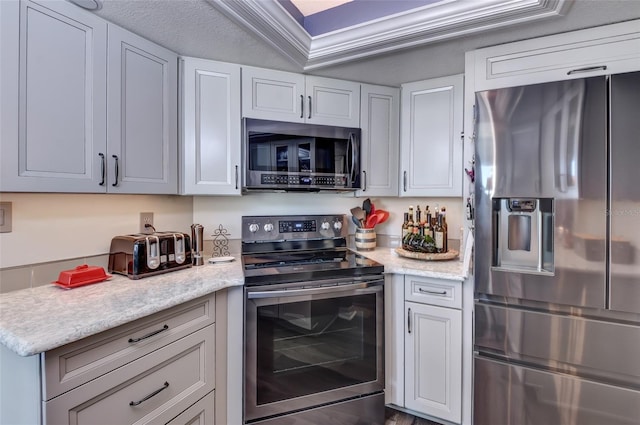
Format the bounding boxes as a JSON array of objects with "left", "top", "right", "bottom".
[
  {"left": 386, "top": 274, "right": 463, "bottom": 424},
  {"left": 40, "top": 293, "right": 217, "bottom": 425},
  {"left": 405, "top": 301, "right": 462, "bottom": 423},
  {"left": 166, "top": 391, "right": 215, "bottom": 425}
]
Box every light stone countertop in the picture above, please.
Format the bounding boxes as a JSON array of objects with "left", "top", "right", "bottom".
[
  {"left": 355, "top": 247, "right": 468, "bottom": 281},
  {"left": 0, "top": 259, "right": 244, "bottom": 356},
  {"left": 0, "top": 246, "right": 467, "bottom": 357}
]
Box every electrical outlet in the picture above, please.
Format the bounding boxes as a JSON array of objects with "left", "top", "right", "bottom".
[
  {"left": 140, "top": 212, "right": 154, "bottom": 234},
  {"left": 0, "top": 202, "right": 12, "bottom": 233}
]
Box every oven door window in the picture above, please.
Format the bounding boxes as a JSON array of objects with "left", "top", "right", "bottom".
[{"left": 255, "top": 293, "right": 378, "bottom": 405}]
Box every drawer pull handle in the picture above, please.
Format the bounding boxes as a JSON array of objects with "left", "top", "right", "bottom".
[
  {"left": 567, "top": 65, "right": 607, "bottom": 75},
  {"left": 407, "top": 308, "right": 412, "bottom": 334},
  {"left": 129, "top": 381, "right": 169, "bottom": 406},
  {"left": 418, "top": 288, "right": 447, "bottom": 296},
  {"left": 128, "top": 324, "right": 169, "bottom": 343}
]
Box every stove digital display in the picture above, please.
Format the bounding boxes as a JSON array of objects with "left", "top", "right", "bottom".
[{"left": 279, "top": 220, "right": 316, "bottom": 233}]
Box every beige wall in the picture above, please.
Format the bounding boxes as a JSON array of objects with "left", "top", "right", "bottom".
[
  {"left": 194, "top": 193, "right": 463, "bottom": 245},
  {"left": 0, "top": 192, "right": 462, "bottom": 292},
  {"left": 0, "top": 193, "right": 193, "bottom": 269},
  {"left": 0, "top": 192, "right": 462, "bottom": 268}
]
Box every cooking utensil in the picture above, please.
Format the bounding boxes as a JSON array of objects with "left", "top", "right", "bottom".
[
  {"left": 362, "top": 198, "right": 372, "bottom": 218},
  {"left": 351, "top": 215, "right": 362, "bottom": 228},
  {"left": 365, "top": 214, "right": 379, "bottom": 229},
  {"left": 374, "top": 210, "right": 389, "bottom": 224},
  {"left": 350, "top": 207, "right": 366, "bottom": 227}
]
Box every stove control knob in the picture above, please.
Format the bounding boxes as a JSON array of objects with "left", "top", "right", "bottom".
[
  {"left": 249, "top": 223, "right": 260, "bottom": 233},
  {"left": 333, "top": 221, "right": 343, "bottom": 231},
  {"left": 263, "top": 223, "right": 274, "bottom": 232},
  {"left": 321, "top": 221, "right": 330, "bottom": 231}
]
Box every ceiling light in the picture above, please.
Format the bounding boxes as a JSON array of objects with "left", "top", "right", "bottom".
[{"left": 290, "top": 0, "right": 353, "bottom": 17}]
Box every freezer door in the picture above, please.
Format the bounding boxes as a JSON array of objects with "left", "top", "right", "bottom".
[
  {"left": 610, "top": 71, "right": 640, "bottom": 314},
  {"left": 474, "top": 77, "right": 608, "bottom": 309},
  {"left": 474, "top": 356, "right": 640, "bottom": 425},
  {"left": 475, "top": 303, "right": 640, "bottom": 386}
]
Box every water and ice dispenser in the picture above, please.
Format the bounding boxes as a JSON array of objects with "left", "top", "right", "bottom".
[{"left": 492, "top": 198, "right": 554, "bottom": 274}]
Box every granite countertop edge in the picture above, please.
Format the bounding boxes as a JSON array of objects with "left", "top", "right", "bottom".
[
  {"left": 357, "top": 247, "right": 467, "bottom": 282},
  {"left": 0, "top": 261, "right": 244, "bottom": 357},
  {"left": 0, "top": 248, "right": 466, "bottom": 357}
]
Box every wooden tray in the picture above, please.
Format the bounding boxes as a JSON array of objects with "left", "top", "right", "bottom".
[{"left": 395, "top": 247, "right": 459, "bottom": 261}]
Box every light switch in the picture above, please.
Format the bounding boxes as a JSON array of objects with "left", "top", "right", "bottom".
[{"left": 0, "top": 202, "right": 12, "bottom": 233}]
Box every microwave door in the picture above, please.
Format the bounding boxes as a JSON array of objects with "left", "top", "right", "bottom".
[
  {"left": 296, "top": 139, "right": 315, "bottom": 173},
  {"left": 272, "top": 142, "right": 295, "bottom": 172}
]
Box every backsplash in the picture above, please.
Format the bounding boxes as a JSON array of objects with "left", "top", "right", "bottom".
[{"left": 0, "top": 191, "right": 463, "bottom": 292}]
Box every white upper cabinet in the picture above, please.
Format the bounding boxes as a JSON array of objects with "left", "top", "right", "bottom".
[
  {"left": 400, "top": 74, "right": 463, "bottom": 197},
  {"left": 467, "top": 19, "right": 640, "bottom": 91},
  {"left": 242, "top": 67, "right": 360, "bottom": 127},
  {"left": 357, "top": 84, "right": 399, "bottom": 197},
  {"left": 304, "top": 76, "right": 360, "bottom": 127},
  {"left": 107, "top": 25, "right": 178, "bottom": 194},
  {"left": 0, "top": 0, "right": 179, "bottom": 194},
  {"left": 1, "top": 0, "right": 107, "bottom": 192},
  {"left": 181, "top": 57, "right": 241, "bottom": 195},
  {"left": 242, "top": 67, "right": 305, "bottom": 123}
]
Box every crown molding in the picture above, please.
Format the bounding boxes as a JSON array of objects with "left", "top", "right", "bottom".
[{"left": 208, "top": 0, "right": 572, "bottom": 70}]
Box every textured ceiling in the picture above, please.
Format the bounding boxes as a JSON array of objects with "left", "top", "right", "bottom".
[{"left": 94, "top": 0, "right": 640, "bottom": 85}]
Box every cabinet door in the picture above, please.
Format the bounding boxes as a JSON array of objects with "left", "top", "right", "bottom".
[
  {"left": 181, "top": 57, "right": 241, "bottom": 195},
  {"left": 242, "top": 66, "right": 305, "bottom": 123},
  {"left": 405, "top": 301, "right": 462, "bottom": 423},
  {"left": 400, "top": 75, "right": 463, "bottom": 197},
  {"left": 0, "top": 0, "right": 107, "bottom": 192},
  {"left": 357, "top": 84, "right": 399, "bottom": 196},
  {"left": 107, "top": 25, "right": 178, "bottom": 194},
  {"left": 305, "top": 76, "right": 360, "bottom": 127},
  {"left": 469, "top": 20, "right": 640, "bottom": 91}
]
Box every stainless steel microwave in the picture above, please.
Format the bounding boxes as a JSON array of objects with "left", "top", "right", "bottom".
[{"left": 243, "top": 118, "right": 361, "bottom": 192}]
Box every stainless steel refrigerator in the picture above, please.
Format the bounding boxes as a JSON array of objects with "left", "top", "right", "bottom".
[{"left": 473, "top": 71, "right": 640, "bottom": 425}]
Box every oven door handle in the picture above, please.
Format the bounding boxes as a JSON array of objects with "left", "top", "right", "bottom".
[{"left": 247, "top": 280, "right": 382, "bottom": 299}]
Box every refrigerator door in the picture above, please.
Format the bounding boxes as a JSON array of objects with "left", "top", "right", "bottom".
[
  {"left": 474, "top": 356, "right": 640, "bottom": 425},
  {"left": 610, "top": 71, "right": 640, "bottom": 314},
  {"left": 474, "top": 77, "right": 608, "bottom": 309}
]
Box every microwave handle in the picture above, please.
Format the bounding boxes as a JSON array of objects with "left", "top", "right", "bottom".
[{"left": 348, "top": 133, "right": 358, "bottom": 185}]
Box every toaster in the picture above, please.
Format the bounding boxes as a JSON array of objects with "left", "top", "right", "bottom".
[{"left": 108, "top": 232, "right": 192, "bottom": 279}]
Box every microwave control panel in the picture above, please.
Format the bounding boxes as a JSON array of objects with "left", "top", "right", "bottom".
[{"left": 260, "top": 174, "right": 346, "bottom": 187}]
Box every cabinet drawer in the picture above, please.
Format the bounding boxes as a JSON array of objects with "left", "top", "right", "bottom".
[
  {"left": 44, "top": 325, "right": 215, "bottom": 425},
  {"left": 167, "top": 390, "right": 215, "bottom": 425},
  {"left": 405, "top": 276, "right": 462, "bottom": 309},
  {"left": 43, "top": 294, "right": 215, "bottom": 400}
]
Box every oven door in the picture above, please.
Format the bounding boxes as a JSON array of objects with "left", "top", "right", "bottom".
[{"left": 244, "top": 276, "right": 384, "bottom": 422}]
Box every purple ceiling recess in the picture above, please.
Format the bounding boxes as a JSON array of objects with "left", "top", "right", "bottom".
[{"left": 279, "top": 0, "right": 438, "bottom": 36}]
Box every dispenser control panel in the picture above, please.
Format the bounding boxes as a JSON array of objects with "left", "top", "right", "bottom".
[{"left": 508, "top": 199, "right": 536, "bottom": 212}]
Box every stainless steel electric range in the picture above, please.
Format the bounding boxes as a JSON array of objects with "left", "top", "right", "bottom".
[{"left": 241, "top": 214, "right": 385, "bottom": 425}]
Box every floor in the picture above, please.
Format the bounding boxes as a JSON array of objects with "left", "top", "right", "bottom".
[{"left": 385, "top": 407, "right": 443, "bottom": 425}]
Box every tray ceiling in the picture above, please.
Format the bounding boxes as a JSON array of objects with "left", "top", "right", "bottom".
[{"left": 209, "top": 0, "right": 572, "bottom": 70}]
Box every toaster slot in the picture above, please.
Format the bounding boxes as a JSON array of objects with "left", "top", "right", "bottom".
[
  {"left": 174, "top": 233, "right": 186, "bottom": 264},
  {"left": 146, "top": 235, "right": 160, "bottom": 269}
]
